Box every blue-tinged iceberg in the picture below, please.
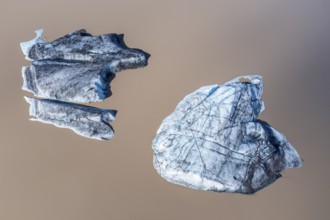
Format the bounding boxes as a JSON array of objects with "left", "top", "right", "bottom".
[{"left": 152, "top": 75, "right": 302, "bottom": 194}]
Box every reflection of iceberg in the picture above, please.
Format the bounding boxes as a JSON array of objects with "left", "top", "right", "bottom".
[
  {"left": 152, "top": 75, "right": 302, "bottom": 194},
  {"left": 25, "top": 97, "right": 117, "bottom": 140}
]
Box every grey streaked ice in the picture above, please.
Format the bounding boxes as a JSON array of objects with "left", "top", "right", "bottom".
[
  {"left": 21, "top": 29, "right": 150, "bottom": 103},
  {"left": 25, "top": 97, "right": 117, "bottom": 140},
  {"left": 20, "top": 29, "right": 150, "bottom": 140},
  {"left": 152, "top": 75, "right": 302, "bottom": 194}
]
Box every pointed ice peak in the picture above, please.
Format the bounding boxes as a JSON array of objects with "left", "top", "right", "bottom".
[
  {"left": 224, "top": 74, "right": 263, "bottom": 85},
  {"left": 20, "top": 29, "right": 46, "bottom": 60}
]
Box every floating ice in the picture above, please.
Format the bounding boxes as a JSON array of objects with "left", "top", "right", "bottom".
[
  {"left": 21, "top": 29, "right": 150, "bottom": 140},
  {"left": 152, "top": 75, "right": 302, "bottom": 194},
  {"left": 21, "top": 29, "right": 150, "bottom": 103}
]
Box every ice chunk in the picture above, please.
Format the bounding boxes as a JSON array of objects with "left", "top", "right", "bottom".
[{"left": 152, "top": 75, "right": 302, "bottom": 194}]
